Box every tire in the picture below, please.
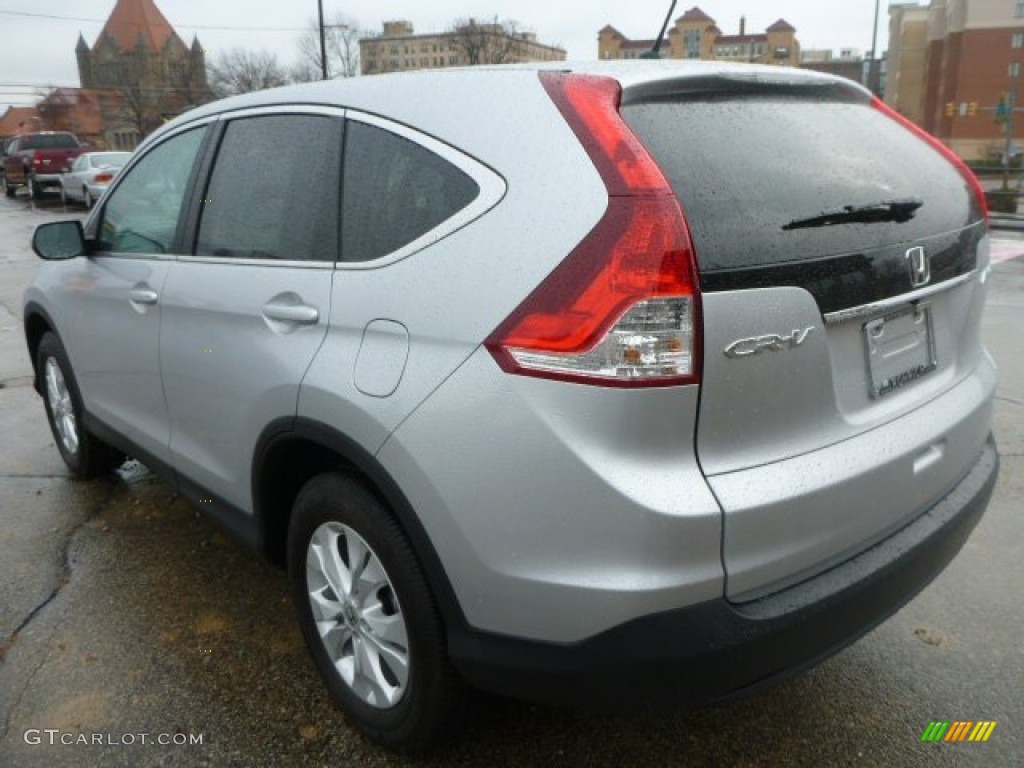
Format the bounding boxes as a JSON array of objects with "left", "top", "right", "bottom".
[
  {"left": 37, "top": 332, "right": 125, "bottom": 478},
  {"left": 84, "top": 188, "right": 93, "bottom": 209},
  {"left": 288, "top": 473, "right": 465, "bottom": 752},
  {"left": 4, "top": 179, "right": 14, "bottom": 198},
  {"left": 28, "top": 174, "right": 44, "bottom": 200}
]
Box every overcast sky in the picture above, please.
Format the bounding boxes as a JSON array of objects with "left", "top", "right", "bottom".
[{"left": 0, "top": 0, "right": 909, "bottom": 112}]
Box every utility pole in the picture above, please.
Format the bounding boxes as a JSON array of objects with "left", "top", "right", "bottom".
[
  {"left": 1003, "top": 62, "right": 1020, "bottom": 191},
  {"left": 868, "top": 0, "right": 881, "bottom": 94},
  {"left": 318, "top": 0, "right": 328, "bottom": 80}
]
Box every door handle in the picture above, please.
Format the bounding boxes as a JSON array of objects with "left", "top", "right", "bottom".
[
  {"left": 262, "top": 303, "right": 319, "bottom": 325},
  {"left": 129, "top": 289, "right": 158, "bottom": 305}
]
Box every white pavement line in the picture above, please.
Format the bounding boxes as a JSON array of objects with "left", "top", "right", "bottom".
[{"left": 991, "top": 242, "right": 1024, "bottom": 264}]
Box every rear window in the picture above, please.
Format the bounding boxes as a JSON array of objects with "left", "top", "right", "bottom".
[
  {"left": 91, "top": 152, "right": 130, "bottom": 167},
  {"left": 341, "top": 120, "right": 479, "bottom": 263},
  {"left": 22, "top": 134, "right": 79, "bottom": 150},
  {"left": 622, "top": 96, "right": 976, "bottom": 272}
]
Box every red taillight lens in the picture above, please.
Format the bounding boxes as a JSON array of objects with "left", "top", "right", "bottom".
[
  {"left": 871, "top": 97, "right": 989, "bottom": 223},
  {"left": 32, "top": 153, "right": 43, "bottom": 168},
  {"left": 485, "top": 73, "right": 701, "bottom": 387},
  {"left": 93, "top": 173, "right": 114, "bottom": 183}
]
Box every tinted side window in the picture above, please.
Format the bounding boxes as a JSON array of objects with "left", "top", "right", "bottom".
[
  {"left": 341, "top": 120, "right": 479, "bottom": 263},
  {"left": 196, "top": 114, "right": 341, "bottom": 262},
  {"left": 98, "top": 127, "right": 205, "bottom": 254}
]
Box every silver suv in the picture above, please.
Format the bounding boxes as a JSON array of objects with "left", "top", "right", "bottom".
[{"left": 23, "top": 62, "right": 999, "bottom": 750}]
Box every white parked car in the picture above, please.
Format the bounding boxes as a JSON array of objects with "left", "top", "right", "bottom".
[{"left": 59, "top": 151, "right": 131, "bottom": 208}]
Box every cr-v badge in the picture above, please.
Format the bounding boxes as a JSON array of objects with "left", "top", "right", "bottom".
[
  {"left": 906, "top": 245, "right": 931, "bottom": 288},
  {"left": 723, "top": 328, "right": 815, "bottom": 358}
]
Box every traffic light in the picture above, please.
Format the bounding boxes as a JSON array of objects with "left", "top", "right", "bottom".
[
  {"left": 945, "top": 101, "right": 956, "bottom": 116},
  {"left": 968, "top": 101, "right": 978, "bottom": 117}
]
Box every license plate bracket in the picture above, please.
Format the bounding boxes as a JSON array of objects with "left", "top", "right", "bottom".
[{"left": 863, "top": 303, "right": 937, "bottom": 398}]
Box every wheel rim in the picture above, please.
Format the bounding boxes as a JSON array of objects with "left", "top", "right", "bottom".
[
  {"left": 44, "top": 357, "right": 79, "bottom": 455},
  {"left": 306, "top": 522, "right": 410, "bottom": 709}
]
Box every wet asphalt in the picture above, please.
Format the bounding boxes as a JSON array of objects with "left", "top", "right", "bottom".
[{"left": 0, "top": 192, "right": 1022, "bottom": 767}]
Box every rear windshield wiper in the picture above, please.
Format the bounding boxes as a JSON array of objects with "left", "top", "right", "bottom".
[{"left": 783, "top": 199, "right": 923, "bottom": 230}]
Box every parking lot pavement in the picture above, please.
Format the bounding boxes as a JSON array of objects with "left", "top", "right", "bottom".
[{"left": 1, "top": 192, "right": 1022, "bottom": 766}]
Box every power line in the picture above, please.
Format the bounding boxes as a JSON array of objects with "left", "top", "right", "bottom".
[{"left": 0, "top": 9, "right": 307, "bottom": 32}]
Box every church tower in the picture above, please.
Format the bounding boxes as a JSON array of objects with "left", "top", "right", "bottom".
[{"left": 75, "top": 0, "right": 213, "bottom": 144}]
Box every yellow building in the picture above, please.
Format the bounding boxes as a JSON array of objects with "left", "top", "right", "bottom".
[
  {"left": 599, "top": 7, "right": 800, "bottom": 67},
  {"left": 360, "top": 19, "right": 565, "bottom": 75}
]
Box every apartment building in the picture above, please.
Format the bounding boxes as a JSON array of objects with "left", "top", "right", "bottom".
[
  {"left": 360, "top": 20, "right": 565, "bottom": 75},
  {"left": 888, "top": 0, "right": 1024, "bottom": 160},
  {"left": 599, "top": 7, "right": 800, "bottom": 67}
]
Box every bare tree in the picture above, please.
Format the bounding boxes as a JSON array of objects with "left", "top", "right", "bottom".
[
  {"left": 449, "top": 16, "right": 525, "bottom": 65},
  {"left": 296, "top": 14, "right": 361, "bottom": 79},
  {"left": 209, "top": 49, "right": 288, "bottom": 97},
  {"left": 111, "top": 59, "right": 159, "bottom": 137}
]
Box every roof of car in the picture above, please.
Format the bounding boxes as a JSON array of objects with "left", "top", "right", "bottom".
[{"left": 148, "top": 60, "right": 865, "bottom": 155}]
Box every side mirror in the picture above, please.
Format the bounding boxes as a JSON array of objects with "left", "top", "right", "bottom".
[{"left": 32, "top": 221, "right": 86, "bottom": 260}]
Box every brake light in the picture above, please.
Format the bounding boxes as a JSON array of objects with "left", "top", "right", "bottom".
[
  {"left": 871, "top": 97, "right": 989, "bottom": 223},
  {"left": 485, "top": 73, "right": 701, "bottom": 388},
  {"left": 94, "top": 173, "right": 114, "bottom": 184},
  {"left": 32, "top": 152, "right": 43, "bottom": 168}
]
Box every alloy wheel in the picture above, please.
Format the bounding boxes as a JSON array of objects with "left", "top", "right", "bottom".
[
  {"left": 44, "top": 357, "right": 79, "bottom": 455},
  {"left": 305, "top": 521, "right": 410, "bottom": 709}
]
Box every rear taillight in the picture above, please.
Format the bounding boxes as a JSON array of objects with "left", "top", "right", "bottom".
[
  {"left": 93, "top": 173, "right": 114, "bottom": 183},
  {"left": 871, "top": 97, "right": 989, "bottom": 223},
  {"left": 485, "top": 73, "right": 701, "bottom": 388},
  {"left": 32, "top": 153, "right": 43, "bottom": 168}
]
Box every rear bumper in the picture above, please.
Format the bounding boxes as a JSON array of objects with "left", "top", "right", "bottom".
[{"left": 449, "top": 436, "right": 998, "bottom": 707}]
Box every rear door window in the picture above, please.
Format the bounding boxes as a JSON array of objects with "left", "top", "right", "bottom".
[
  {"left": 196, "top": 114, "right": 342, "bottom": 262},
  {"left": 341, "top": 119, "right": 480, "bottom": 263}
]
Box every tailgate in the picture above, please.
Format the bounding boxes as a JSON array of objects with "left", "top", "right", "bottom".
[{"left": 621, "top": 77, "right": 993, "bottom": 599}]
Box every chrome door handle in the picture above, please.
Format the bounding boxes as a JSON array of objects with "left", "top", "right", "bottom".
[
  {"left": 129, "top": 289, "right": 158, "bottom": 305},
  {"left": 262, "top": 303, "right": 319, "bottom": 325}
]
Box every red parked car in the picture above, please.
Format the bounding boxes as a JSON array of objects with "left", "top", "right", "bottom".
[{"left": 3, "top": 132, "right": 88, "bottom": 199}]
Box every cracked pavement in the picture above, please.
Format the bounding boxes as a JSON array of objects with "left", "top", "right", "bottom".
[{"left": 1, "top": 195, "right": 1022, "bottom": 767}]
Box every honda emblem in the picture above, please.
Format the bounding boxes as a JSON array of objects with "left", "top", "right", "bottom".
[{"left": 906, "top": 246, "right": 930, "bottom": 288}]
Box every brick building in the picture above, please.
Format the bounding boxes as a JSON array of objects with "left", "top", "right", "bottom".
[
  {"left": 0, "top": 107, "right": 41, "bottom": 144},
  {"left": 599, "top": 7, "right": 800, "bottom": 67},
  {"left": 360, "top": 20, "right": 565, "bottom": 75},
  {"left": 888, "top": 0, "right": 1024, "bottom": 161}
]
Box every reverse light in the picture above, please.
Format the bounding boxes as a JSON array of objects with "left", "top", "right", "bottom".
[
  {"left": 485, "top": 73, "right": 701, "bottom": 388},
  {"left": 871, "top": 97, "right": 989, "bottom": 223}
]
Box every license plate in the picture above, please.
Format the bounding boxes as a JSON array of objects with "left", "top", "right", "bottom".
[{"left": 863, "top": 303, "right": 937, "bottom": 398}]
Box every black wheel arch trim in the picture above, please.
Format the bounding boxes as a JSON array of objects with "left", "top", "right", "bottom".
[
  {"left": 23, "top": 301, "right": 61, "bottom": 395},
  {"left": 252, "top": 416, "right": 472, "bottom": 634}
]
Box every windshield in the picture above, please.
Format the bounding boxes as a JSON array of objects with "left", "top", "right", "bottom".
[{"left": 22, "top": 134, "right": 80, "bottom": 150}]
